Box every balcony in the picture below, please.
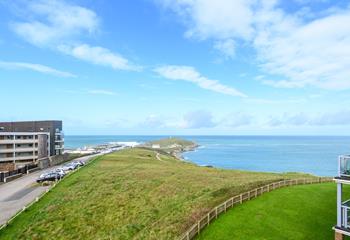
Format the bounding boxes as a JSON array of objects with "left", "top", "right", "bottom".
[
  {"left": 0, "top": 139, "right": 38, "bottom": 144},
  {"left": 0, "top": 155, "right": 37, "bottom": 162},
  {"left": 339, "top": 155, "right": 350, "bottom": 178},
  {"left": 341, "top": 200, "right": 350, "bottom": 229}
]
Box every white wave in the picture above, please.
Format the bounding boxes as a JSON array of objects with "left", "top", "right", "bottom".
[{"left": 109, "top": 141, "right": 140, "bottom": 147}]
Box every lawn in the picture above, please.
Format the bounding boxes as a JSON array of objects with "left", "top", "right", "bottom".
[
  {"left": 197, "top": 182, "right": 348, "bottom": 240},
  {"left": 0, "top": 148, "right": 314, "bottom": 240}
]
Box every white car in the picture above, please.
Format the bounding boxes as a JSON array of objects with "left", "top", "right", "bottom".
[{"left": 53, "top": 168, "right": 66, "bottom": 177}]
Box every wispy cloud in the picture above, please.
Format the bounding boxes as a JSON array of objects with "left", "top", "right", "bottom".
[
  {"left": 87, "top": 89, "right": 116, "bottom": 96},
  {"left": 0, "top": 60, "right": 76, "bottom": 77},
  {"left": 10, "top": 0, "right": 99, "bottom": 46},
  {"left": 267, "top": 110, "right": 350, "bottom": 127},
  {"left": 157, "top": 0, "right": 350, "bottom": 90},
  {"left": 181, "top": 110, "right": 217, "bottom": 128},
  {"left": 154, "top": 65, "right": 246, "bottom": 97},
  {"left": 58, "top": 44, "right": 141, "bottom": 71},
  {"left": 62, "top": 89, "right": 116, "bottom": 96},
  {"left": 10, "top": 0, "right": 141, "bottom": 71}
]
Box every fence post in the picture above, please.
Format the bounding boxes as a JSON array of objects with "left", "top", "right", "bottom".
[
  {"left": 215, "top": 207, "right": 218, "bottom": 219},
  {"left": 240, "top": 194, "right": 243, "bottom": 203},
  {"left": 255, "top": 189, "right": 257, "bottom": 197},
  {"left": 248, "top": 191, "right": 250, "bottom": 200},
  {"left": 207, "top": 213, "right": 210, "bottom": 225},
  {"left": 186, "top": 232, "right": 189, "bottom": 240},
  {"left": 225, "top": 202, "right": 227, "bottom": 212},
  {"left": 197, "top": 222, "right": 200, "bottom": 235}
]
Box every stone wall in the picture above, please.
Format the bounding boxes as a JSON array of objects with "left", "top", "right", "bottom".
[{"left": 0, "top": 162, "right": 15, "bottom": 172}]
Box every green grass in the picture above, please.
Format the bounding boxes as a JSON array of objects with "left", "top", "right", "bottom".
[
  {"left": 0, "top": 148, "right": 314, "bottom": 240},
  {"left": 197, "top": 182, "right": 348, "bottom": 240},
  {"left": 143, "top": 137, "right": 197, "bottom": 153}
]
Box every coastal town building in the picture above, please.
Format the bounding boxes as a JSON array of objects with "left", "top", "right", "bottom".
[
  {"left": 0, "top": 121, "right": 64, "bottom": 170},
  {"left": 334, "top": 155, "right": 350, "bottom": 240}
]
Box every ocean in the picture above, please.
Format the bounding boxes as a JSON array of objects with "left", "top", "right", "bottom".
[{"left": 64, "top": 135, "right": 350, "bottom": 177}]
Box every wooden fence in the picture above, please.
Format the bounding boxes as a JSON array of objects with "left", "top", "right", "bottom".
[{"left": 179, "top": 177, "right": 333, "bottom": 240}]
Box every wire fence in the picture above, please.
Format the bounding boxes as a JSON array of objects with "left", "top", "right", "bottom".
[{"left": 179, "top": 177, "right": 333, "bottom": 240}]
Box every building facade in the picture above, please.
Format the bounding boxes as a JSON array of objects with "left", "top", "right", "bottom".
[
  {"left": 334, "top": 155, "right": 350, "bottom": 240},
  {"left": 0, "top": 121, "right": 64, "bottom": 169}
]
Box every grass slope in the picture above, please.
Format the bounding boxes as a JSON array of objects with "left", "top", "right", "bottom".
[
  {"left": 0, "top": 148, "right": 313, "bottom": 240},
  {"left": 197, "top": 182, "right": 349, "bottom": 240}
]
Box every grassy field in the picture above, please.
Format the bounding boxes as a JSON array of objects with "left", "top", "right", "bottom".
[
  {"left": 197, "top": 182, "right": 348, "bottom": 240},
  {"left": 0, "top": 148, "right": 314, "bottom": 240}
]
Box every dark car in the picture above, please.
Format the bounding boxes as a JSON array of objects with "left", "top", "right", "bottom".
[{"left": 36, "top": 172, "right": 63, "bottom": 183}]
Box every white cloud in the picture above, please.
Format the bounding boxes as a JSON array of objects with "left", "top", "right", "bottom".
[
  {"left": 157, "top": 0, "right": 350, "bottom": 90},
  {"left": 214, "top": 39, "right": 236, "bottom": 58},
  {"left": 221, "top": 112, "right": 253, "bottom": 127},
  {"left": 160, "top": 0, "right": 254, "bottom": 40},
  {"left": 0, "top": 60, "right": 75, "bottom": 77},
  {"left": 58, "top": 44, "right": 141, "bottom": 71},
  {"left": 11, "top": 0, "right": 98, "bottom": 46},
  {"left": 268, "top": 110, "right": 350, "bottom": 126},
  {"left": 87, "top": 90, "right": 116, "bottom": 96},
  {"left": 154, "top": 65, "right": 246, "bottom": 97},
  {"left": 10, "top": 1, "right": 140, "bottom": 71},
  {"left": 180, "top": 110, "right": 216, "bottom": 129},
  {"left": 138, "top": 114, "right": 166, "bottom": 128}
]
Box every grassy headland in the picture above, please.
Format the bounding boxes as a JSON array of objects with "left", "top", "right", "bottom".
[
  {"left": 197, "top": 182, "right": 347, "bottom": 240},
  {"left": 0, "top": 146, "right": 314, "bottom": 239},
  {"left": 141, "top": 137, "right": 198, "bottom": 156}
]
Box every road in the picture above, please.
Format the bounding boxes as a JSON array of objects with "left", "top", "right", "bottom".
[{"left": 0, "top": 153, "right": 101, "bottom": 226}]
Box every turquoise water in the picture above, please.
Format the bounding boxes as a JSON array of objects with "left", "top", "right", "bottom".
[{"left": 64, "top": 136, "right": 350, "bottom": 176}]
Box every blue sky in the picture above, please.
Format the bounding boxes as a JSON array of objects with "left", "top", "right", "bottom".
[{"left": 1, "top": 0, "right": 350, "bottom": 135}]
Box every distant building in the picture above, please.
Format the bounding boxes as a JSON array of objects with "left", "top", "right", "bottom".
[
  {"left": 152, "top": 144, "right": 160, "bottom": 149},
  {"left": 0, "top": 121, "right": 64, "bottom": 170},
  {"left": 334, "top": 155, "right": 350, "bottom": 239}
]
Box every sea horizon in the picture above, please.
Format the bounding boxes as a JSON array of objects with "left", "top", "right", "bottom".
[{"left": 64, "top": 135, "right": 350, "bottom": 177}]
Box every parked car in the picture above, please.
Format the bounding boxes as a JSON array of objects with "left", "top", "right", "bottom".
[
  {"left": 62, "top": 164, "right": 75, "bottom": 172},
  {"left": 55, "top": 167, "right": 68, "bottom": 174},
  {"left": 73, "top": 160, "right": 85, "bottom": 167},
  {"left": 37, "top": 172, "right": 62, "bottom": 183},
  {"left": 52, "top": 168, "right": 66, "bottom": 177},
  {"left": 69, "top": 162, "right": 80, "bottom": 169}
]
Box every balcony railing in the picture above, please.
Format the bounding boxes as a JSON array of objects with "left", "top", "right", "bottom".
[
  {"left": 342, "top": 199, "right": 350, "bottom": 229},
  {"left": 339, "top": 155, "right": 350, "bottom": 177}
]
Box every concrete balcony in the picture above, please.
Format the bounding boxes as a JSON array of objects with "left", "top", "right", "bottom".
[
  {"left": 0, "top": 149, "right": 14, "bottom": 153},
  {"left": 0, "top": 147, "right": 37, "bottom": 153},
  {"left": 0, "top": 155, "right": 38, "bottom": 162},
  {"left": 0, "top": 139, "right": 38, "bottom": 144}
]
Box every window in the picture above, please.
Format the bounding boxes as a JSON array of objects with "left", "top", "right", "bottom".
[{"left": 0, "top": 127, "right": 4, "bottom": 131}]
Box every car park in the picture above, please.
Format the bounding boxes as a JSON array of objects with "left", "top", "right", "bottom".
[{"left": 36, "top": 158, "right": 88, "bottom": 183}]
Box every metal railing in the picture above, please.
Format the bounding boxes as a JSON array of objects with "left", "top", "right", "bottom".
[{"left": 341, "top": 199, "right": 350, "bottom": 229}]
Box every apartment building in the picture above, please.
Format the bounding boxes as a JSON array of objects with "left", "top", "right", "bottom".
[{"left": 0, "top": 121, "right": 64, "bottom": 169}]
